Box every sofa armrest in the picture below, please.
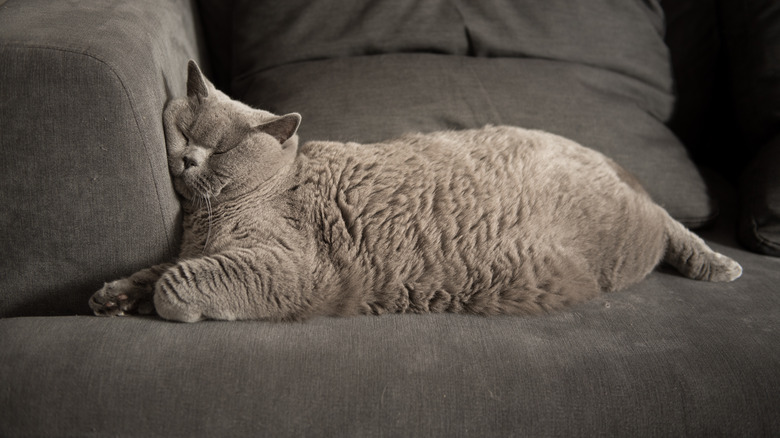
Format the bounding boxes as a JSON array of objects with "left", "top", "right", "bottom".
[{"left": 0, "top": 0, "right": 206, "bottom": 317}]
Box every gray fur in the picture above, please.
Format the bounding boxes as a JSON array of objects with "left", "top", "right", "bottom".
[{"left": 89, "top": 61, "right": 742, "bottom": 322}]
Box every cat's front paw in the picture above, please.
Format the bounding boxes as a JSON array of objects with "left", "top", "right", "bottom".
[
  {"left": 706, "top": 252, "right": 743, "bottom": 282},
  {"left": 89, "top": 278, "right": 155, "bottom": 316}
]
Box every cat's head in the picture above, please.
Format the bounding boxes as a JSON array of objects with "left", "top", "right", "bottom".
[{"left": 163, "top": 60, "right": 301, "bottom": 202}]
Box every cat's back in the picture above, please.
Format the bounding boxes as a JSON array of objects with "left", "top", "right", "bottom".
[
  {"left": 296, "top": 124, "right": 630, "bottom": 221},
  {"left": 295, "top": 124, "right": 660, "bottom": 256},
  {"left": 297, "top": 125, "right": 537, "bottom": 187},
  {"left": 295, "top": 126, "right": 535, "bottom": 244}
]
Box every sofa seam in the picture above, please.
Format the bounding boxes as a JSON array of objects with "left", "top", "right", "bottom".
[{"left": 1, "top": 43, "right": 177, "bottom": 256}]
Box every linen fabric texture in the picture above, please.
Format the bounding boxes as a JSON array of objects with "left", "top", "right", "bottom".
[
  {"left": 2, "top": 248, "right": 778, "bottom": 436},
  {"left": 0, "top": 0, "right": 205, "bottom": 317}
]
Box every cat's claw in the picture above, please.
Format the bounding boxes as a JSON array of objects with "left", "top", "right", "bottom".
[{"left": 89, "top": 278, "right": 155, "bottom": 317}]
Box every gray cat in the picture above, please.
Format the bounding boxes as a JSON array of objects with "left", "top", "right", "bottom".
[{"left": 89, "top": 61, "right": 742, "bottom": 322}]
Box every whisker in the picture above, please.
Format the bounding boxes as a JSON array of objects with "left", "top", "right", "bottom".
[{"left": 186, "top": 177, "right": 214, "bottom": 253}]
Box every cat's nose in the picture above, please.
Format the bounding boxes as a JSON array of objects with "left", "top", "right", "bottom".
[{"left": 182, "top": 155, "right": 198, "bottom": 169}]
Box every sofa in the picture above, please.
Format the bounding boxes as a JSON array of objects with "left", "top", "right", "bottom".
[{"left": 1, "top": 0, "right": 779, "bottom": 436}]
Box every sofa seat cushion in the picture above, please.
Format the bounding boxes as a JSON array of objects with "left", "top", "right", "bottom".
[
  {"left": 2, "top": 240, "right": 778, "bottom": 436},
  {"left": 220, "top": 0, "right": 715, "bottom": 226}
]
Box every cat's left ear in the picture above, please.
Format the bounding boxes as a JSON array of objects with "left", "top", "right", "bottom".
[
  {"left": 255, "top": 113, "right": 302, "bottom": 144},
  {"left": 186, "top": 60, "right": 209, "bottom": 101}
]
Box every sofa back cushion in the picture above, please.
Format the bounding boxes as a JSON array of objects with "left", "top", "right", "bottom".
[
  {"left": 231, "top": 0, "right": 668, "bottom": 92},
  {"left": 202, "top": 0, "right": 716, "bottom": 226},
  {"left": 231, "top": 0, "right": 468, "bottom": 76}
]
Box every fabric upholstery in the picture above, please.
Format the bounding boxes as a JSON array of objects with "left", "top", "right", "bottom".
[
  {"left": 2, "top": 240, "right": 778, "bottom": 436},
  {"left": 0, "top": 0, "right": 206, "bottom": 317},
  {"left": 226, "top": 0, "right": 715, "bottom": 226}
]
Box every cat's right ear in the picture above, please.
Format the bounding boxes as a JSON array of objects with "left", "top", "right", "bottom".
[
  {"left": 186, "top": 60, "right": 209, "bottom": 101},
  {"left": 255, "top": 113, "right": 302, "bottom": 145}
]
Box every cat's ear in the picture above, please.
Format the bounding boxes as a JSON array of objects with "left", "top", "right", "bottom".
[
  {"left": 186, "top": 60, "right": 209, "bottom": 101},
  {"left": 255, "top": 113, "right": 302, "bottom": 144}
]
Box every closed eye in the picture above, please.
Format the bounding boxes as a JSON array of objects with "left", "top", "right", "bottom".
[{"left": 213, "top": 137, "right": 237, "bottom": 155}]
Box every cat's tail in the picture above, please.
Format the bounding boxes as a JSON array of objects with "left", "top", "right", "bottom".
[{"left": 662, "top": 213, "right": 742, "bottom": 282}]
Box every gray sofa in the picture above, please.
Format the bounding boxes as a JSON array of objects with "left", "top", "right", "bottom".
[{"left": 1, "top": 0, "right": 779, "bottom": 436}]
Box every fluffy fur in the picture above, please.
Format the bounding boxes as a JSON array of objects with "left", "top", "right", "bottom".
[{"left": 89, "top": 61, "right": 742, "bottom": 322}]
